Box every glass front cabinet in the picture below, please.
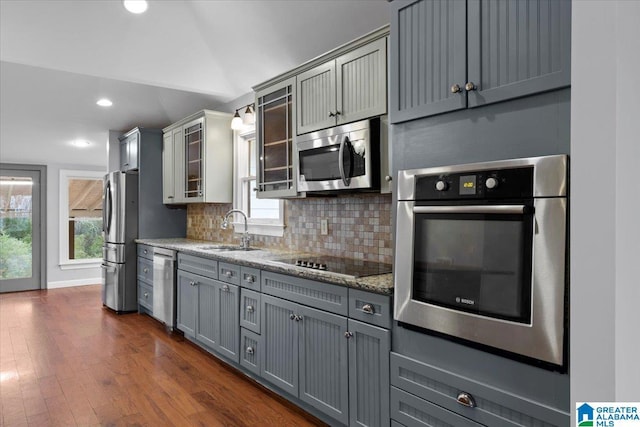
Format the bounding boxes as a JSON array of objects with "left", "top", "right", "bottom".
[
  {"left": 255, "top": 77, "right": 300, "bottom": 198},
  {"left": 162, "top": 110, "right": 233, "bottom": 204}
]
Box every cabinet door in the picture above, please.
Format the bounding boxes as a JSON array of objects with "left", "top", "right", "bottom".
[
  {"left": 260, "top": 294, "right": 299, "bottom": 396},
  {"left": 119, "top": 139, "right": 129, "bottom": 170},
  {"left": 183, "top": 118, "right": 204, "bottom": 202},
  {"left": 348, "top": 319, "right": 390, "bottom": 427},
  {"left": 336, "top": 37, "right": 388, "bottom": 126},
  {"left": 390, "top": 0, "right": 467, "bottom": 123},
  {"left": 176, "top": 270, "right": 197, "bottom": 337},
  {"left": 298, "top": 305, "right": 349, "bottom": 425},
  {"left": 467, "top": 0, "right": 571, "bottom": 107},
  {"left": 195, "top": 275, "right": 218, "bottom": 349},
  {"left": 214, "top": 281, "right": 239, "bottom": 362},
  {"left": 255, "top": 78, "right": 299, "bottom": 198},
  {"left": 297, "top": 61, "right": 336, "bottom": 134},
  {"left": 172, "top": 127, "right": 185, "bottom": 203},
  {"left": 162, "top": 131, "right": 176, "bottom": 203}
]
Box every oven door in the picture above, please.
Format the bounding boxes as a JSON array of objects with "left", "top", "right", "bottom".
[
  {"left": 297, "top": 129, "right": 371, "bottom": 192},
  {"left": 394, "top": 198, "right": 567, "bottom": 367}
]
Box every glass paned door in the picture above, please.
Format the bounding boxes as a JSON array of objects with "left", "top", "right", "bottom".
[{"left": 0, "top": 166, "right": 43, "bottom": 292}]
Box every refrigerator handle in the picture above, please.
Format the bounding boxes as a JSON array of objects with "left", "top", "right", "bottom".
[{"left": 104, "top": 180, "right": 112, "bottom": 234}]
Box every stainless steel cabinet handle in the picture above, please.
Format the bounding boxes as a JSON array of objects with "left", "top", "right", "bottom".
[
  {"left": 168, "top": 196, "right": 174, "bottom": 199},
  {"left": 225, "top": 271, "right": 232, "bottom": 278},
  {"left": 222, "top": 284, "right": 230, "bottom": 292},
  {"left": 335, "top": 111, "right": 341, "bottom": 116},
  {"left": 465, "top": 82, "right": 477, "bottom": 91},
  {"left": 290, "top": 314, "right": 296, "bottom": 320},
  {"left": 144, "top": 292, "right": 149, "bottom": 298},
  {"left": 143, "top": 249, "right": 148, "bottom": 254},
  {"left": 451, "top": 84, "right": 462, "bottom": 93},
  {"left": 246, "top": 346, "right": 254, "bottom": 355},
  {"left": 344, "top": 331, "right": 353, "bottom": 339},
  {"left": 189, "top": 281, "right": 198, "bottom": 286},
  {"left": 143, "top": 268, "right": 148, "bottom": 273},
  {"left": 246, "top": 305, "right": 254, "bottom": 313},
  {"left": 385, "top": 175, "right": 393, "bottom": 182},
  {"left": 362, "top": 304, "right": 375, "bottom": 314},
  {"left": 294, "top": 315, "right": 303, "bottom": 322},
  {"left": 245, "top": 275, "right": 255, "bottom": 283},
  {"left": 329, "top": 111, "right": 335, "bottom": 117},
  {"left": 456, "top": 392, "right": 476, "bottom": 408}
]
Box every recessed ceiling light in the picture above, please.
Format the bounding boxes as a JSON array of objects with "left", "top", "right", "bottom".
[
  {"left": 123, "top": 0, "right": 148, "bottom": 14},
  {"left": 71, "top": 140, "right": 92, "bottom": 148},
  {"left": 96, "top": 98, "right": 113, "bottom": 107}
]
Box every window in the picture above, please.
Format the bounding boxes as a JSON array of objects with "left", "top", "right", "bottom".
[
  {"left": 59, "top": 170, "right": 104, "bottom": 268},
  {"left": 234, "top": 129, "right": 284, "bottom": 236}
]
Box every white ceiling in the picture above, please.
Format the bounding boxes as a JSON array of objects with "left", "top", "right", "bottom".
[{"left": 0, "top": 0, "right": 389, "bottom": 167}]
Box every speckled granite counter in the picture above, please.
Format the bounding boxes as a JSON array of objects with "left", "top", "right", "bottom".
[{"left": 136, "top": 238, "right": 393, "bottom": 296}]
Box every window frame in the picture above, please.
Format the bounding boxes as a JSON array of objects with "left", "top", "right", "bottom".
[
  {"left": 233, "top": 128, "right": 285, "bottom": 237},
  {"left": 58, "top": 169, "right": 104, "bottom": 269}
]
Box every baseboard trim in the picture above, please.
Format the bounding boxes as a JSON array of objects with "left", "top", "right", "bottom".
[{"left": 47, "top": 278, "right": 102, "bottom": 289}]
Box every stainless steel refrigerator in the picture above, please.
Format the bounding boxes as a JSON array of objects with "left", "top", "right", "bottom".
[{"left": 101, "top": 171, "right": 138, "bottom": 312}]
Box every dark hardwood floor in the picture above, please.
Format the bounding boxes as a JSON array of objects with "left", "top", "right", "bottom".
[{"left": 0, "top": 285, "right": 327, "bottom": 426}]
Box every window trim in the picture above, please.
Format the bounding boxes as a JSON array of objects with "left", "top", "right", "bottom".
[
  {"left": 233, "top": 128, "right": 285, "bottom": 237},
  {"left": 59, "top": 169, "right": 104, "bottom": 268}
]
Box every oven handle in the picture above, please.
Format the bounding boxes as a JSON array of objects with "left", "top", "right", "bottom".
[{"left": 413, "top": 205, "right": 531, "bottom": 215}]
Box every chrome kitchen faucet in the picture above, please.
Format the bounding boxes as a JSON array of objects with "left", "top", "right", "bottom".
[{"left": 221, "top": 209, "right": 251, "bottom": 249}]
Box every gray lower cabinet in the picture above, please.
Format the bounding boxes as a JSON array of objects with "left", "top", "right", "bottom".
[
  {"left": 261, "top": 294, "right": 349, "bottom": 425},
  {"left": 347, "top": 319, "right": 390, "bottom": 427},
  {"left": 390, "top": 0, "right": 571, "bottom": 123},
  {"left": 390, "top": 352, "right": 569, "bottom": 427},
  {"left": 176, "top": 268, "right": 240, "bottom": 363}
]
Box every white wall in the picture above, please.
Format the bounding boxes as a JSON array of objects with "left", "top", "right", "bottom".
[{"left": 571, "top": 0, "right": 640, "bottom": 412}]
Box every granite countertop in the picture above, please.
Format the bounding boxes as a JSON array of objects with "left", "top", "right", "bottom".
[{"left": 136, "top": 238, "right": 393, "bottom": 296}]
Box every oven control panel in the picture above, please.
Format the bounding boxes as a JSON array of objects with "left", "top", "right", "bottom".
[{"left": 415, "top": 167, "right": 533, "bottom": 200}]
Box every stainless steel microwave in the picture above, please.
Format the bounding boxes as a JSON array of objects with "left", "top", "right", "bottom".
[
  {"left": 394, "top": 155, "right": 568, "bottom": 369},
  {"left": 296, "top": 119, "right": 385, "bottom": 192}
]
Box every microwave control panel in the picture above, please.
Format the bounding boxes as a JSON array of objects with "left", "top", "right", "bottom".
[{"left": 414, "top": 166, "right": 533, "bottom": 200}]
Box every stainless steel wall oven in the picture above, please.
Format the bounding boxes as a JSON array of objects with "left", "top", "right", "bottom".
[{"left": 394, "top": 155, "right": 568, "bottom": 369}]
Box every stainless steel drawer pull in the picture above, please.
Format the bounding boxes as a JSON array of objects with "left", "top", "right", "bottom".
[
  {"left": 246, "top": 346, "right": 254, "bottom": 355},
  {"left": 456, "top": 392, "right": 476, "bottom": 408},
  {"left": 245, "top": 275, "right": 255, "bottom": 283},
  {"left": 225, "top": 271, "right": 232, "bottom": 278},
  {"left": 294, "top": 315, "right": 303, "bottom": 322},
  {"left": 290, "top": 314, "right": 296, "bottom": 320},
  {"left": 362, "top": 304, "right": 375, "bottom": 314},
  {"left": 144, "top": 292, "right": 149, "bottom": 298},
  {"left": 246, "top": 305, "right": 254, "bottom": 313},
  {"left": 143, "top": 249, "right": 148, "bottom": 254},
  {"left": 143, "top": 268, "right": 148, "bottom": 273},
  {"left": 222, "top": 284, "right": 230, "bottom": 292}
]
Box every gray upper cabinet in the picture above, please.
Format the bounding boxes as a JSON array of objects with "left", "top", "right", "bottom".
[
  {"left": 162, "top": 110, "right": 232, "bottom": 204},
  {"left": 255, "top": 77, "right": 300, "bottom": 199},
  {"left": 119, "top": 130, "right": 139, "bottom": 171},
  {"left": 297, "top": 38, "right": 387, "bottom": 135},
  {"left": 390, "top": 0, "right": 571, "bottom": 123}
]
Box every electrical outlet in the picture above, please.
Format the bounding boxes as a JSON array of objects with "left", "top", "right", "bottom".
[{"left": 320, "top": 219, "right": 328, "bottom": 235}]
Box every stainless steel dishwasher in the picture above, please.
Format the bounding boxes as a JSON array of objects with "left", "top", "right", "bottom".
[{"left": 152, "top": 247, "right": 177, "bottom": 329}]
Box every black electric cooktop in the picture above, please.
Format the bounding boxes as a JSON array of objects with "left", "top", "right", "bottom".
[{"left": 271, "top": 255, "right": 392, "bottom": 278}]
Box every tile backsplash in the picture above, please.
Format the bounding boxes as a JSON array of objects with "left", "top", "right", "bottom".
[{"left": 187, "top": 193, "right": 393, "bottom": 264}]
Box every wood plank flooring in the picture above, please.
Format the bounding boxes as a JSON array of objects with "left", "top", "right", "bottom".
[{"left": 0, "top": 285, "right": 327, "bottom": 426}]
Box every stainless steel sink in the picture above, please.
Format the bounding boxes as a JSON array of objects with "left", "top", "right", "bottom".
[{"left": 196, "top": 245, "right": 259, "bottom": 252}]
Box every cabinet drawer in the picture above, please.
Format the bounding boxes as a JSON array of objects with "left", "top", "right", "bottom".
[
  {"left": 218, "top": 262, "right": 241, "bottom": 286},
  {"left": 240, "top": 266, "right": 260, "bottom": 291},
  {"left": 391, "top": 386, "right": 481, "bottom": 427},
  {"left": 390, "top": 352, "right": 569, "bottom": 427},
  {"left": 177, "top": 253, "right": 218, "bottom": 279},
  {"left": 240, "top": 328, "right": 262, "bottom": 376},
  {"left": 137, "top": 257, "right": 153, "bottom": 283},
  {"left": 348, "top": 288, "right": 392, "bottom": 329},
  {"left": 240, "top": 288, "right": 261, "bottom": 334},
  {"left": 138, "top": 281, "right": 153, "bottom": 311},
  {"left": 137, "top": 244, "right": 154, "bottom": 260},
  {"left": 261, "top": 271, "right": 348, "bottom": 316}
]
